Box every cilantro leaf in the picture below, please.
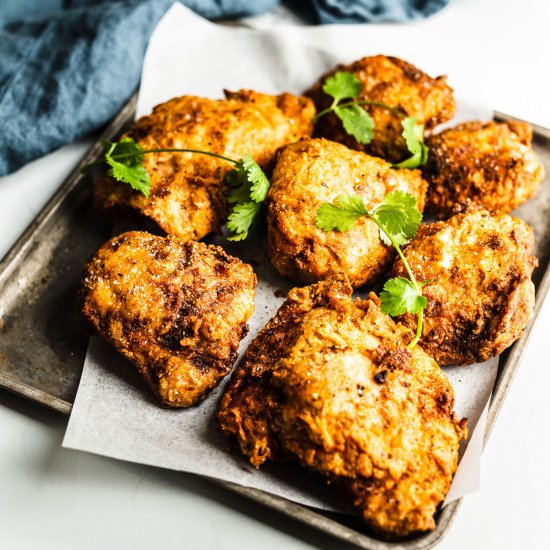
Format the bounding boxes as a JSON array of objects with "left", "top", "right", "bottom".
[
  {"left": 401, "top": 117, "right": 427, "bottom": 161},
  {"left": 315, "top": 204, "right": 361, "bottom": 232},
  {"left": 102, "top": 137, "right": 151, "bottom": 197},
  {"left": 315, "top": 193, "right": 369, "bottom": 232},
  {"left": 225, "top": 153, "right": 270, "bottom": 240},
  {"left": 227, "top": 183, "right": 251, "bottom": 205},
  {"left": 322, "top": 71, "right": 361, "bottom": 102},
  {"left": 109, "top": 162, "right": 150, "bottom": 197},
  {"left": 225, "top": 161, "right": 246, "bottom": 187},
  {"left": 227, "top": 201, "right": 261, "bottom": 241},
  {"left": 372, "top": 190, "right": 422, "bottom": 246},
  {"left": 380, "top": 277, "right": 427, "bottom": 316},
  {"left": 380, "top": 189, "right": 418, "bottom": 211},
  {"left": 333, "top": 193, "right": 370, "bottom": 215},
  {"left": 103, "top": 137, "right": 144, "bottom": 164},
  {"left": 393, "top": 117, "right": 429, "bottom": 169},
  {"left": 242, "top": 153, "right": 270, "bottom": 202},
  {"left": 226, "top": 154, "right": 270, "bottom": 205},
  {"left": 334, "top": 105, "right": 375, "bottom": 145},
  {"left": 226, "top": 161, "right": 250, "bottom": 204}
]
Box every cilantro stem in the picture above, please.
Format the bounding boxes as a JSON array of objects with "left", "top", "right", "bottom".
[
  {"left": 111, "top": 148, "right": 238, "bottom": 164},
  {"left": 367, "top": 213, "right": 423, "bottom": 349},
  {"left": 82, "top": 148, "right": 238, "bottom": 173},
  {"left": 313, "top": 99, "right": 406, "bottom": 121},
  {"left": 412, "top": 309, "right": 423, "bottom": 349}
]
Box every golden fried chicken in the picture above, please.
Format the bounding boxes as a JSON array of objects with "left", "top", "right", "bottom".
[
  {"left": 424, "top": 120, "right": 545, "bottom": 216},
  {"left": 94, "top": 90, "right": 315, "bottom": 241},
  {"left": 266, "top": 138, "right": 427, "bottom": 288},
  {"left": 81, "top": 231, "right": 256, "bottom": 407},
  {"left": 306, "top": 55, "right": 455, "bottom": 163},
  {"left": 393, "top": 207, "right": 537, "bottom": 365},
  {"left": 218, "top": 276, "right": 467, "bottom": 536}
]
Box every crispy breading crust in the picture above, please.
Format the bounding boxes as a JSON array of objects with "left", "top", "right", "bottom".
[
  {"left": 306, "top": 55, "right": 455, "bottom": 163},
  {"left": 266, "top": 138, "right": 427, "bottom": 287},
  {"left": 94, "top": 90, "right": 315, "bottom": 241},
  {"left": 218, "top": 276, "right": 466, "bottom": 536},
  {"left": 393, "top": 208, "right": 537, "bottom": 365},
  {"left": 217, "top": 277, "right": 351, "bottom": 465},
  {"left": 424, "top": 120, "right": 545, "bottom": 216},
  {"left": 81, "top": 231, "right": 256, "bottom": 407}
]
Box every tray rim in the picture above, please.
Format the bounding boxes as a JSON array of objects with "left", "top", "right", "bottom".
[
  {"left": 1, "top": 98, "right": 548, "bottom": 550},
  {"left": 0, "top": 93, "right": 138, "bottom": 414}
]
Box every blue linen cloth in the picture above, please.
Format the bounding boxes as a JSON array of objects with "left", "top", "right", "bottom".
[
  {"left": 311, "top": 0, "right": 449, "bottom": 24},
  {"left": 0, "top": 0, "right": 451, "bottom": 175}
]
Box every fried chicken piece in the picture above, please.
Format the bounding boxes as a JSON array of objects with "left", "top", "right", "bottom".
[
  {"left": 94, "top": 90, "right": 315, "bottom": 241},
  {"left": 217, "top": 276, "right": 353, "bottom": 466},
  {"left": 218, "top": 276, "right": 467, "bottom": 536},
  {"left": 424, "top": 120, "right": 545, "bottom": 216},
  {"left": 393, "top": 207, "right": 537, "bottom": 365},
  {"left": 266, "top": 138, "right": 427, "bottom": 288},
  {"left": 81, "top": 231, "right": 256, "bottom": 407},
  {"left": 306, "top": 55, "right": 455, "bottom": 163}
]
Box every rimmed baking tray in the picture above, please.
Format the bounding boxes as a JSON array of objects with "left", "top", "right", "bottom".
[{"left": 0, "top": 95, "right": 549, "bottom": 549}]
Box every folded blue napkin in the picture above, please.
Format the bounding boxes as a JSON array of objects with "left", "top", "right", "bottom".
[
  {"left": 311, "top": 1, "right": 449, "bottom": 24},
  {"left": 0, "top": 0, "right": 450, "bottom": 175}
]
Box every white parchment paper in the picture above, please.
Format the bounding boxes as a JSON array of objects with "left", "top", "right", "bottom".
[{"left": 63, "top": 3, "right": 498, "bottom": 511}]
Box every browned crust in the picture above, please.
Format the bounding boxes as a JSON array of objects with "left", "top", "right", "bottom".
[
  {"left": 393, "top": 207, "right": 537, "bottom": 365},
  {"left": 94, "top": 90, "right": 315, "bottom": 241},
  {"left": 306, "top": 55, "right": 455, "bottom": 162},
  {"left": 81, "top": 231, "right": 256, "bottom": 407},
  {"left": 266, "top": 138, "right": 427, "bottom": 288},
  {"left": 217, "top": 276, "right": 351, "bottom": 464},
  {"left": 424, "top": 120, "right": 545, "bottom": 216},
  {"left": 218, "top": 276, "right": 466, "bottom": 536}
]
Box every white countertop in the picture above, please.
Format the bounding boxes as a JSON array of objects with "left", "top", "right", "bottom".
[{"left": 1, "top": 0, "right": 550, "bottom": 548}]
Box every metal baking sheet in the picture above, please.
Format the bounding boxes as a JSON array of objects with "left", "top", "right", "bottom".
[{"left": 0, "top": 96, "right": 549, "bottom": 549}]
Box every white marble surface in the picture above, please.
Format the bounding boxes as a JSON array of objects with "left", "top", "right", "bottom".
[{"left": 1, "top": 0, "right": 550, "bottom": 548}]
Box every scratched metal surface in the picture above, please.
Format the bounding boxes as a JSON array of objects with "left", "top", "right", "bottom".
[
  {"left": 0, "top": 95, "right": 137, "bottom": 413},
  {"left": 0, "top": 97, "right": 548, "bottom": 548}
]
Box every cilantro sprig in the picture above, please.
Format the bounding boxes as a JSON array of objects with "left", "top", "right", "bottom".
[
  {"left": 225, "top": 153, "right": 271, "bottom": 241},
  {"left": 315, "top": 190, "right": 428, "bottom": 348},
  {"left": 100, "top": 138, "right": 150, "bottom": 196},
  {"left": 393, "top": 117, "right": 429, "bottom": 169},
  {"left": 314, "top": 71, "right": 428, "bottom": 169},
  {"left": 82, "top": 138, "right": 270, "bottom": 241}
]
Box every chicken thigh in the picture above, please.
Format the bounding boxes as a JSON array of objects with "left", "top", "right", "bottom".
[
  {"left": 392, "top": 207, "right": 537, "bottom": 365},
  {"left": 218, "top": 276, "right": 466, "bottom": 535},
  {"left": 306, "top": 55, "right": 454, "bottom": 163},
  {"left": 82, "top": 231, "right": 256, "bottom": 407},
  {"left": 94, "top": 90, "right": 315, "bottom": 240},
  {"left": 267, "top": 138, "right": 427, "bottom": 287}
]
